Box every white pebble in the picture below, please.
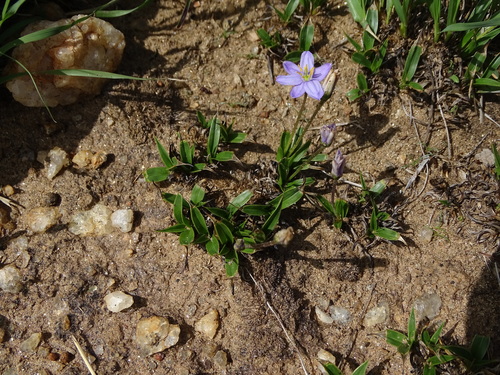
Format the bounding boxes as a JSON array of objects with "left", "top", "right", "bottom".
[
  {"left": 315, "top": 306, "right": 334, "bottom": 324},
  {"left": 104, "top": 291, "right": 134, "bottom": 312},
  {"left": 329, "top": 306, "right": 351, "bottom": 324},
  {"left": 111, "top": 209, "right": 134, "bottom": 233},
  {"left": 69, "top": 204, "right": 113, "bottom": 236},
  {"left": 195, "top": 309, "right": 219, "bottom": 339},
  {"left": 317, "top": 348, "right": 337, "bottom": 363},
  {"left": 0, "top": 265, "right": 23, "bottom": 293},
  {"left": 414, "top": 292, "right": 441, "bottom": 320},
  {"left": 25, "top": 206, "right": 60, "bottom": 233},
  {"left": 364, "top": 302, "right": 389, "bottom": 327},
  {"left": 46, "top": 147, "right": 69, "bottom": 180}
]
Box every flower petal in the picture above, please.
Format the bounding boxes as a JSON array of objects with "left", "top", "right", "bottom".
[
  {"left": 300, "top": 51, "right": 315, "bottom": 70},
  {"left": 304, "top": 80, "right": 324, "bottom": 100},
  {"left": 276, "top": 73, "right": 303, "bottom": 86},
  {"left": 312, "top": 63, "right": 332, "bottom": 81},
  {"left": 290, "top": 83, "right": 306, "bottom": 98},
  {"left": 283, "top": 61, "right": 301, "bottom": 75}
]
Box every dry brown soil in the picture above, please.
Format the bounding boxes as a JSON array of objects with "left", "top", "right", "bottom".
[{"left": 0, "top": 1, "right": 499, "bottom": 374}]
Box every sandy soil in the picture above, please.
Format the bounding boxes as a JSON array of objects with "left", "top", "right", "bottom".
[{"left": 0, "top": 1, "right": 499, "bottom": 374}]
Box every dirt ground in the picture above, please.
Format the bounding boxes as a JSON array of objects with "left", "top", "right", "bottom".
[{"left": 0, "top": 1, "right": 499, "bottom": 374}]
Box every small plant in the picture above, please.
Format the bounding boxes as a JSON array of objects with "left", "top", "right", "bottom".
[
  {"left": 400, "top": 45, "right": 423, "bottom": 90},
  {"left": 492, "top": 143, "right": 500, "bottom": 180},
  {"left": 444, "top": 335, "right": 500, "bottom": 373},
  {"left": 386, "top": 308, "right": 418, "bottom": 355},
  {"left": 144, "top": 113, "right": 245, "bottom": 183},
  {"left": 346, "top": 73, "right": 370, "bottom": 102},
  {"left": 322, "top": 361, "right": 369, "bottom": 375}
]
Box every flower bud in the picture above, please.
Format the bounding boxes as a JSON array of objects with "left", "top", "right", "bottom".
[
  {"left": 320, "top": 124, "right": 337, "bottom": 146},
  {"left": 331, "top": 149, "right": 346, "bottom": 178},
  {"left": 321, "top": 69, "right": 338, "bottom": 101}
]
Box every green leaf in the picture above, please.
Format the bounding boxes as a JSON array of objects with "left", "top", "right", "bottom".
[
  {"left": 179, "top": 227, "right": 195, "bottom": 245},
  {"left": 430, "top": 321, "right": 446, "bottom": 345},
  {"left": 347, "top": 88, "right": 363, "bottom": 102},
  {"left": 311, "top": 153, "right": 327, "bottom": 162},
  {"left": 317, "top": 195, "right": 335, "bottom": 215},
  {"left": 190, "top": 184, "right": 205, "bottom": 205},
  {"left": 352, "top": 361, "right": 369, "bottom": 375},
  {"left": 408, "top": 308, "right": 417, "bottom": 344},
  {"left": 180, "top": 140, "right": 194, "bottom": 165},
  {"left": 373, "top": 227, "right": 401, "bottom": 241},
  {"left": 93, "top": 0, "right": 154, "bottom": 18},
  {"left": 402, "top": 45, "right": 422, "bottom": 84},
  {"left": 224, "top": 253, "right": 239, "bottom": 277},
  {"left": 205, "top": 207, "right": 231, "bottom": 220},
  {"left": 196, "top": 111, "right": 208, "bottom": 127},
  {"left": 262, "top": 200, "right": 283, "bottom": 233},
  {"left": 241, "top": 204, "right": 274, "bottom": 216},
  {"left": 215, "top": 222, "right": 234, "bottom": 244},
  {"left": 474, "top": 77, "right": 500, "bottom": 93},
  {"left": 345, "top": 0, "right": 367, "bottom": 26},
  {"left": 174, "top": 194, "right": 188, "bottom": 225},
  {"left": 443, "top": 17, "right": 500, "bottom": 32},
  {"left": 206, "top": 236, "right": 220, "bottom": 255},
  {"left": 492, "top": 143, "right": 500, "bottom": 180},
  {"left": 281, "top": 188, "right": 303, "bottom": 209},
  {"left": 299, "top": 23, "right": 314, "bottom": 51},
  {"left": 228, "top": 190, "right": 253, "bottom": 216},
  {"left": 190, "top": 206, "right": 208, "bottom": 235},
  {"left": 386, "top": 329, "right": 408, "bottom": 347},
  {"left": 370, "top": 179, "right": 387, "bottom": 195},
  {"left": 426, "top": 354, "right": 455, "bottom": 366},
  {"left": 283, "top": 50, "right": 303, "bottom": 63},
  {"left": 322, "top": 362, "right": 343, "bottom": 375},
  {"left": 154, "top": 138, "right": 177, "bottom": 169},
  {"left": 470, "top": 335, "right": 490, "bottom": 360},
  {"left": 144, "top": 167, "right": 170, "bottom": 182},
  {"left": 408, "top": 81, "right": 424, "bottom": 91},
  {"left": 214, "top": 151, "right": 234, "bottom": 162},
  {"left": 207, "top": 118, "right": 221, "bottom": 159},
  {"left": 283, "top": 0, "right": 300, "bottom": 22}
]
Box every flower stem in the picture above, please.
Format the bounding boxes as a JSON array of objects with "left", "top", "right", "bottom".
[{"left": 291, "top": 94, "right": 307, "bottom": 136}]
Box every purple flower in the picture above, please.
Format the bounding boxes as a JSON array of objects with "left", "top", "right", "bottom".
[
  {"left": 276, "top": 51, "right": 332, "bottom": 100},
  {"left": 320, "top": 124, "right": 337, "bottom": 146},
  {"left": 331, "top": 150, "right": 346, "bottom": 178}
]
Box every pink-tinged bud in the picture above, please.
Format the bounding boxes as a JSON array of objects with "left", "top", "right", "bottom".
[
  {"left": 331, "top": 149, "right": 346, "bottom": 178},
  {"left": 320, "top": 124, "right": 337, "bottom": 146}
]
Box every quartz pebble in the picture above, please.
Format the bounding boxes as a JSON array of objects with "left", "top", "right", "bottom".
[
  {"left": 136, "top": 316, "right": 180, "bottom": 356},
  {"left": 0, "top": 265, "right": 23, "bottom": 293},
  {"left": 317, "top": 348, "right": 337, "bottom": 363},
  {"left": 46, "top": 147, "right": 69, "bottom": 180},
  {"left": 5, "top": 16, "right": 125, "bottom": 107},
  {"left": 20, "top": 332, "right": 42, "bottom": 352},
  {"left": 364, "top": 302, "right": 389, "bottom": 327},
  {"left": 104, "top": 291, "right": 134, "bottom": 312},
  {"left": 414, "top": 292, "right": 441, "bottom": 320},
  {"left": 25, "top": 206, "right": 60, "bottom": 233},
  {"left": 329, "top": 305, "right": 351, "bottom": 324},
  {"left": 111, "top": 209, "right": 134, "bottom": 233},
  {"left": 195, "top": 309, "right": 219, "bottom": 339},
  {"left": 69, "top": 204, "right": 114, "bottom": 236},
  {"left": 213, "top": 350, "right": 228, "bottom": 368},
  {"left": 315, "top": 306, "right": 334, "bottom": 324}
]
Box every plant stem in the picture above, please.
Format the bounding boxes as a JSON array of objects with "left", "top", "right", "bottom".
[{"left": 291, "top": 94, "right": 307, "bottom": 136}]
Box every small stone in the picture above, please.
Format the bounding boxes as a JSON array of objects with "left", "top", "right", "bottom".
[
  {"left": 46, "top": 147, "right": 69, "bottom": 180},
  {"left": 213, "top": 350, "right": 227, "bottom": 368},
  {"left": 0, "top": 265, "right": 23, "bottom": 293},
  {"left": 2, "top": 185, "right": 14, "bottom": 196},
  {"left": 329, "top": 306, "right": 351, "bottom": 324},
  {"left": 59, "top": 351, "right": 74, "bottom": 364},
  {"left": 0, "top": 327, "right": 6, "bottom": 343},
  {"left": 419, "top": 226, "right": 434, "bottom": 243},
  {"left": 72, "top": 150, "right": 93, "bottom": 168},
  {"left": 111, "top": 209, "right": 134, "bottom": 233},
  {"left": 104, "top": 291, "right": 134, "bottom": 312},
  {"left": 47, "top": 352, "right": 60, "bottom": 361},
  {"left": 315, "top": 306, "right": 333, "bottom": 324},
  {"left": 24, "top": 206, "right": 60, "bottom": 233},
  {"left": 20, "top": 332, "right": 42, "bottom": 352},
  {"left": 68, "top": 204, "right": 113, "bottom": 236},
  {"left": 136, "top": 316, "right": 180, "bottom": 356},
  {"left": 195, "top": 309, "right": 219, "bottom": 340},
  {"left": 90, "top": 151, "right": 107, "bottom": 169},
  {"left": 317, "top": 348, "right": 337, "bottom": 364},
  {"left": 414, "top": 292, "right": 441, "bottom": 320},
  {"left": 61, "top": 315, "right": 71, "bottom": 331},
  {"left": 364, "top": 302, "right": 389, "bottom": 327},
  {"left": 476, "top": 148, "right": 495, "bottom": 167}
]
